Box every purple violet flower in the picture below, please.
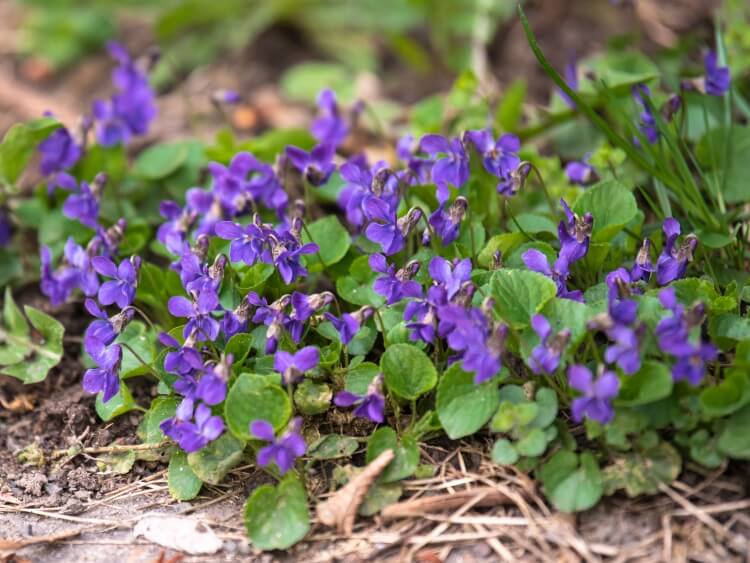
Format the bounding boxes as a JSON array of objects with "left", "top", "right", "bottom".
[
  {"left": 40, "top": 246, "right": 78, "bottom": 305},
  {"left": 38, "top": 126, "right": 81, "bottom": 176},
  {"left": 82, "top": 342, "right": 122, "bottom": 402},
  {"left": 206, "top": 152, "right": 259, "bottom": 208},
  {"left": 632, "top": 84, "right": 659, "bottom": 145},
  {"left": 565, "top": 155, "right": 597, "bottom": 186},
  {"left": 365, "top": 200, "right": 422, "bottom": 256},
  {"left": 286, "top": 144, "right": 336, "bottom": 186},
  {"left": 92, "top": 255, "right": 140, "bottom": 308},
  {"left": 325, "top": 308, "right": 371, "bottom": 345},
  {"left": 83, "top": 299, "right": 134, "bottom": 357},
  {"left": 291, "top": 291, "right": 333, "bottom": 323},
  {"left": 274, "top": 346, "right": 320, "bottom": 385},
  {"left": 404, "top": 285, "right": 446, "bottom": 344},
  {"left": 420, "top": 134, "right": 470, "bottom": 203},
  {"left": 157, "top": 201, "right": 194, "bottom": 254},
  {"left": 251, "top": 417, "right": 306, "bottom": 475},
  {"left": 162, "top": 399, "right": 224, "bottom": 453},
  {"left": 429, "top": 256, "right": 472, "bottom": 301},
  {"left": 214, "top": 219, "right": 270, "bottom": 266},
  {"left": 522, "top": 249, "right": 583, "bottom": 302},
  {"left": 0, "top": 208, "right": 10, "bottom": 247},
  {"left": 168, "top": 289, "right": 221, "bottom": 342},
  {"left": 311, "top": 89, "right": 348, "bottom": 147},
  {"left": 558, "top": 199, "right": 593, "bottom": 265},
  {"left": 631, "top": 239, "right": 655, "bottom": 282},
  {"left": 159, "top": 333, "right": 204, "bottom": 377},
  {"left": 529, "top": 314, "right": 570, "bottom": 374},
  {"left": 569, "top": 365, "right": 619, "bottom": 424},
  {"left": 428, "top": 197, "right": 468, "bottom": 246},
  {"left": 93, "top": 42, "right": 157, "bottom": 146},
  {"left": 656, "top": 218, "right": 697, "bottom": 285},
  {"left": 334, "top": 373, "right": 386, "bottom": 423},
  {"left": 269, "top": 231, "right": 318, "bottom": 285},
  {"left": 672, "top": 343, "right": 718, "bottom": 385},
  {"left": 370, "top": 253, "right": 422, "bottom": 305},
  {"left": 211, "top": 89, "right": 241, "bottom": 104},
  {"left": 396, "top": 134, "right": 434, "bottom": 184},
  {"left": 703, "top": 51, "right": 730, "bottom": 96},
  {"left": 464, "top": 129, "right": 521, "bottom": 194}
]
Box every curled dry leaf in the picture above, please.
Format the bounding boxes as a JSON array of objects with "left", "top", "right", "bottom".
[{"left": 316, "top": 448, "right": 395, "bottom": 535}]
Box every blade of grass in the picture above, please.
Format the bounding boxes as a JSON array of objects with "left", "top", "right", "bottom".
[{"left": 518, "top": 6, "right": 674, "bottom": 189}]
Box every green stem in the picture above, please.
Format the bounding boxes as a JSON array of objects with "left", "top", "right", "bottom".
[{"left": 119, "top": 342, "right": 160, "bottom": 379}]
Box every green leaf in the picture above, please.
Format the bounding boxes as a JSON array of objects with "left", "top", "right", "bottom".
[
  {"left": 366, "top": 427, "right": 419, "bottom": 483},
  {"left": 281, "top": 61, "right": 355, "bottom": 103},
  {"left": 294, "top": 380, "right": 332, "bottom": 416},
  {"left": 187, "top": 432, "right": 245, "bottom": 485},
  {"left": 358, "top": 482, "right": 403, "bottom": 516},
  {"left": 541, "top": 298, "right": 593, "bottom": 348},
  {"left": 244, "top": 473, "right": 309, "bottom": 551},
  {"left": 0, "top": 248, "right": 22, "bottom": 287},
  {"left": 710, "top": 314, "right": 750, "bottom": 350},
  {"left": 491, "top": 439, "right": 519, "bottom": 465},
  {"left": 602, "top": 442, "right": 681, "bottom": 496},
  {"left": 95, "top": 383, "right": 136, "bottom": 422},
  {"left": 717, "top": 404, "right": 750, "bottom": 459},
  {"left": 380, "top": 343, "right": 437, "bottom": 400},
  {"left": 540, "top": 451, "right": 603, "bottom": 512},
  {"left": 531, "top": 387, "right": 559, "bottom": 429},
  {"left": 132, "top": 142, "right": 189, "bottom": 180},
  {"left": 496, "top": 79, "right": 527, "bottom": 132},
  {"left": 3, "top": 287, "right": 28, "bottom": 335},
  {"left": 515, "top": 428, "right": 548, "bottom": 457},
  {"left": 615, "top": 361, "right": 673, "bottom": 407},
  {"left": 308, "top": 434, "right": 359, "bottom": 460},
  {"left": 696, "top": 126, "right": 750, "bottom": 204},
  {"left": 168, "top": 450, "right": 203, "bottom": 501},
  {"left": 345, "top": 361, "right": 379, "bottom": 395},
  {"left": 436, "top": 363, "right": 500, "bottom": 439},
  {"left": 700, "top": 370, "right": 750, "bottom": 418},
  {"left": 302, "top": 216, "right": 351, "bottom": 269},
  {"left": 572, "top": 180, "right": 638, "bottom": 243},
  {"left": 224, "top": 373, "right": 292, "bottom": 441},
  {"left": 225, "top": 333, "right": 254, "bottom": 367},
  {"left": 0, "top": 303, "right": 64, "bottom": 383},
  {"left": 116, "top": 321, "right": 156, "bottom": 378},
  {"left": 96, "top": 450, "right": 136, "bottom": 474},
  {"left": 490, "top": 269, "right": 557, "bottom": 328},
  {"left": 0, "top": 117, "right": 60, "bottom": 186},
  {"left": 336, "top": 255, "right": 384, "bottom": 307},
  {"left": 137, "top": 396, "right": 180, "bottom": 443}
]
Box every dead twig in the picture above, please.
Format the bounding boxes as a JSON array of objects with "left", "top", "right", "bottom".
[
  {"left": 381, "top": 487, "right": 516, "bottom": 521},
  {"left": 0, "top": 527, "right": 93, "bottom": 551}
]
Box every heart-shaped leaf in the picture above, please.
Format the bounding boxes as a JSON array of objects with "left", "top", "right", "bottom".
[
  {"left": 244, "top": 473, "right": 309, "bottom": 550},
  {"left": 436, "top": 363, "right": 500, "bottom": 439},
  {"left": 224, "top": 373, "right": 292, "bottom": 440},
  {"left": 381, "top": 343, "right": 437, "bottom": 400}
]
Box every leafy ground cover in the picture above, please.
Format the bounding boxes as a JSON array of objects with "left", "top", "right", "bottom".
[{"left": 2, "top": 1, "right": 750, "bottom": 560}]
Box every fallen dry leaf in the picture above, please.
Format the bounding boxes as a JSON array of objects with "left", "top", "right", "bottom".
[
  {"left": 133, "top": 515, "right": 222, "bottom": 555},
  {"left": 316, "top": 449, "right": 395, "bottom": 535}
]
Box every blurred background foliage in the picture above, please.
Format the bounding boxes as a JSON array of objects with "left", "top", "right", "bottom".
[{"left": 17, "top": 0, "right": 518, "bottom": 88}]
